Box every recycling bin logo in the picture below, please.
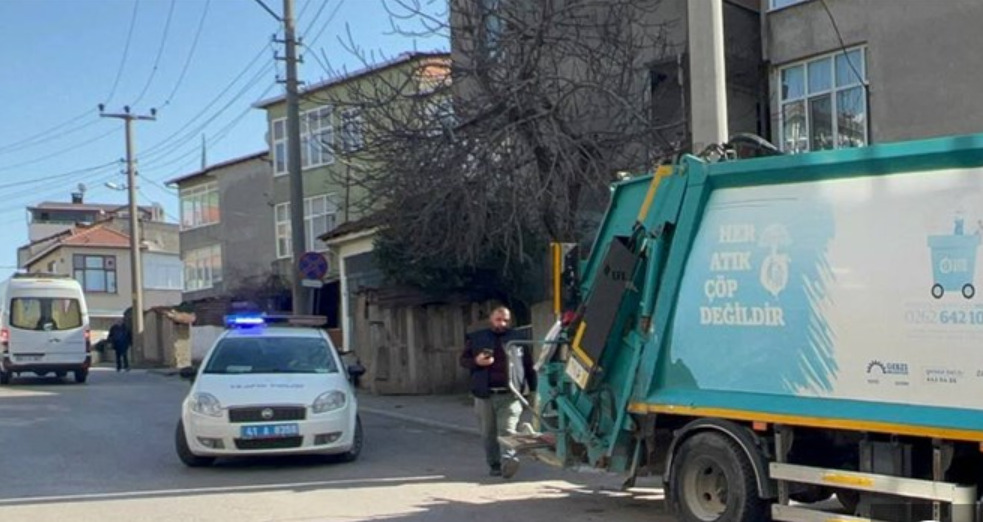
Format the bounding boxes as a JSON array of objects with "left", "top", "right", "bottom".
[{"left": 927, "top": 218, "right": 980, "bottom": 299}]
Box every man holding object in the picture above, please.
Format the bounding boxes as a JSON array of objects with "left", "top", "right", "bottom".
[{"left": 459, "top": 306, "right": 536, "bottom": 479}]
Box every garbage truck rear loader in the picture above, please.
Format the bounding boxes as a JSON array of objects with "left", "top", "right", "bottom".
[{"left": 505, "top": 134, "right": 983, "bottom": 522}]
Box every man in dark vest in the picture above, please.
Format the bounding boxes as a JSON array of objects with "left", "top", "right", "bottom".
[{"left": 459, "top": 305, "right": 536, "bottom": 478}]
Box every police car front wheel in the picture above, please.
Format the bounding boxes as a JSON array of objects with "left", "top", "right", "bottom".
[{"left": 175, "top": 420, "right": 215, "bottom": 468}]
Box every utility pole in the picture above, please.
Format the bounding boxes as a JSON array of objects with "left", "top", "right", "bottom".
[
  {"left": 282, "top": 0, "right": 308, "bottom": 314},
  {"left": 688, "top": 0, "right": 729, "bottom": 154},
  {"left": 260, "top": 0, "right": 308, "bottom": 313},
  {"left": 99, "top": 104, "right": 156, "bottom": 352}
]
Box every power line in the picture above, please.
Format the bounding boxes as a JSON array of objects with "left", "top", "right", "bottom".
[
  {"left": 0, "top": 109, "right": 97, "bottom": 155},
  {"left": 161, "top": 0, "right": 210, "bottom": 107},
  {"left": 131, "top": 0, "right": 177, "bottom": 107},
  {"left": 140, "top": 61, "right": 274, "bottom": 169},
  {"left": 0, "top": 160, "right": 120, "bottom": 191},
  {"left": 142, "top": 81, "right": 277, "bottom": 180},
  {"left": 252, "top": 0, "right": 282, "bottom": 21},
  {"left": 137, "top": 187, "right": 179, "bottom": 222},
  {"left": 105, "top": 0, "right": 141, "bottom": 105},
  {"left": 302, "top": 0, "right": 332, "bottom": 37},
  {"left": 141, "top": 44, "right": 272, "bottom": 162},
  {"left": 0, "top": 127, "right": 121, "bottom": 173},
  {"left": 0, "top": 168, "right": 120, "bottom": 216},
  {"left": 305, "top": 0, "right": 346, "bottom": 50}
]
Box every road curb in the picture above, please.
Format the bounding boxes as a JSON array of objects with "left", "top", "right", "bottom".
[
  {"left": 147, "top": 368, "right": 180, "bottom": 377},
  {"left": 359, "top": 406, "right": 479, "bottom": 437}
]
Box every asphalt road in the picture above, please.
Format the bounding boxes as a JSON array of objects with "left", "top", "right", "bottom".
[{"left": 0, "top": 368, "right": 674, "bottom": 522}]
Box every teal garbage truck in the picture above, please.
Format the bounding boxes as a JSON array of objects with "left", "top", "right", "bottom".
[{"left": 503, "top": 133, "right": 983, "bottom": 522}]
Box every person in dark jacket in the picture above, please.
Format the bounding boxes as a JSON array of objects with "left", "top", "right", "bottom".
[
  {"left": 108, "top": 321, "right": 131, "bottom": 372},
  {"left": 459, "top": 305, "right": 536, "bottom": 478}
]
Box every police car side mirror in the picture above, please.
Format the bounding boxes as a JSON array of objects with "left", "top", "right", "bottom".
[{"left": 179, "top": 366, "right": 197, "bottom": 382}]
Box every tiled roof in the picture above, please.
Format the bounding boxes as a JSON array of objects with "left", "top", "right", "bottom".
[
  {"left": 61, "top": 225, "right": 131, "bottom": 248},
  {"left": 24, "top": 223, "right": 132, "bottom": 267}
]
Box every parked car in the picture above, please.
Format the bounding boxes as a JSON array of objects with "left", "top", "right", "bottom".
[
  {"left": 175, "top": 313, "right": 365, "bottom": 467},
  {"left": 0, "top": 273, "right": 91, "bottom": 385}
]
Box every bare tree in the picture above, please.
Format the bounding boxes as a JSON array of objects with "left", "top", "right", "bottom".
[{"left": 311, "top": 0, "right": 683, "bottom": 300}]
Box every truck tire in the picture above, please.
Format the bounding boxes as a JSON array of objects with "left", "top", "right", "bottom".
[
  {"left": 670, "top": 432, "right": 768, "bottom": 522},
  {"left": 74, "top": 370, "right": 88, "bottom": 384},
  {"left": 175, "top": 420, "right": 215, "bottom": 468},
  {"left": 0, "top": 370, "right": 9, "bottom": 385}
]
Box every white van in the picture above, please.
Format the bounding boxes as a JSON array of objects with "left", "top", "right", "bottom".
[{"left": 0, "top": 274, "right": 91, "bottom": 384}]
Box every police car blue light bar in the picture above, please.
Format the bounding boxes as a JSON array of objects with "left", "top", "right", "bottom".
[
  {"left": 223, "top": 313, "right": 329, "bottom": 328},
  {"left": 225, "top": 314, "right": 265, "bottom": 327}
]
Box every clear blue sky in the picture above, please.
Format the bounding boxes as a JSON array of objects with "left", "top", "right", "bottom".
[{"left": 0, "top": 0, "right": 447, "bottom": 280}]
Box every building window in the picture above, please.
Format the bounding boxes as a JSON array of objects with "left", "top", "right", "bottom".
[
  {"left": 770, "top": 0, "right": 809, "bottom": 9},
  {"left": 340, "top": 108, "right": 365, "bottom": 153},
  {"left": 73, "top": 254, "right": 117, "bottom": 294},
  {"left": 274, "top": 195, "right": 337, "bottom": 259},
  {"left": 179, "top": 182, "right": 219, "bottom": 229},
  {"left": 272, "top": 119, "right": 286, "bottom": 174},
  {"left": 779, "top": 47, "right": 867, "bottom": 154},
  {"left": 184, "top": 245, "right": 222, "bottom": 291},
  {"left": 144, "top": 253, "right": 184, "bottom": 291},
  {"left": 272, "top": 106, "right": 335, "bottom": 175},
  {"left": 423, "top": 97, "right": 456, "bottom": 137}
]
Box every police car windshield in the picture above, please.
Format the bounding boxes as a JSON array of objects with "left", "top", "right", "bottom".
[{"left": 203, "top": 337, "right": 338, "bottom": 375}]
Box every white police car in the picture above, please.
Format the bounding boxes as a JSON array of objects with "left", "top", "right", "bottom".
[{"left": 175, "top": 314, "right": 364, "bottom": 467}]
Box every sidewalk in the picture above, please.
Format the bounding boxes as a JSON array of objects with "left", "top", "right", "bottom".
[{"left": 357, "top": 391, "right": 480, "bottom": 436}]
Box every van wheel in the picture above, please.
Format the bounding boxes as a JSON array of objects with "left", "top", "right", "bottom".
[
  {"left": 175, "top": 420, "right": 215, "bottom": 467},
  {"left": 0, "top": 371, "right": 10, "bottom": 385},
  {"left": 670, "top": 432, "right": 768, "bottom": 522},
  {"left": 73, "top": 370, "right": 88, "bottom": 384}
]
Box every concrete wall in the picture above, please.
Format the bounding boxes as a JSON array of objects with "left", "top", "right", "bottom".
[
  {"left": 179, "top": 154, "right": 277, "bottom": 302},
  {"left": 765, "top": 0, "right": 983, "bottom": 144}
]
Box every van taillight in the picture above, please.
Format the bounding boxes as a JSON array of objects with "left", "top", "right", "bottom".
[
  {"left": 1, "top": 328, "right": 8, "bottom": 351},
  {"left": 84, "top": 328, "right": 91, "bottom": 353}
]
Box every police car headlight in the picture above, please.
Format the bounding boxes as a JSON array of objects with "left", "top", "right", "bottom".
[
  {"left": 312, "top": 391, "right": 347, "bottom": 414},
  {"left": 190, "top": 393, "right": 223, "bottom": 417}
]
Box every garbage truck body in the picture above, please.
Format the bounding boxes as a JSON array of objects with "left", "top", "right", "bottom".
[{"left": 518, "top": 133, "right": 983, "bottom": 522}]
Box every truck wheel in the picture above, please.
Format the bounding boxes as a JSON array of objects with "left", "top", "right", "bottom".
[
  {"left": 670, "top": 432, "right": 767, "bottom": 522},
  {"left": 175, "top": 420, "right": 215, "bottom": 468},
  {"left": 74, "top": 370, "right": 88, "bottom": 384},
  {"left": 0, "top": 370, "right": 9, "bottom": 385}
]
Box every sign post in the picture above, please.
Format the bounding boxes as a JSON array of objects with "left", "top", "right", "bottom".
[{"left": 297, "top": 252, "right": 329, "bottom": 313}]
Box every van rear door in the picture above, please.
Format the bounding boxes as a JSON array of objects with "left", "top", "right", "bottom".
[{"left": 7, "top": 296, "right": 86, "bottom": 363}]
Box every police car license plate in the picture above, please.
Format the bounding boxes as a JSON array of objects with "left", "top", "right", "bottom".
[{"left": 241, "top": 423, "right": 300, "bottom": 439}]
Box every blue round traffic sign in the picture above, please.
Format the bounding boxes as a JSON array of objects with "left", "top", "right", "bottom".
[{"left": 298, "top": 251, "right": 329, "bottom": 280}]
